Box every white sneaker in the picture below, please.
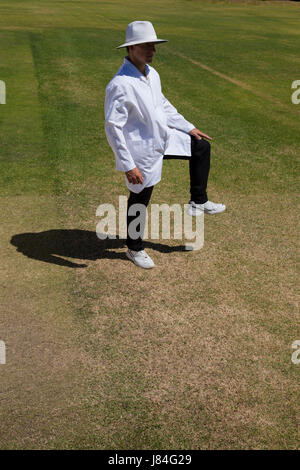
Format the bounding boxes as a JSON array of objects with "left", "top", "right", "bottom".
[
  {"left": 126, "top": 249, "right": 155, "bottom": 269},
  {"left": 187, "top": 200, "right": 226, "bottom": 215}
]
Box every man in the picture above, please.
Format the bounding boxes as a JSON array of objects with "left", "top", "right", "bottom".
[{"left": 105, "top": 21, "right": 226, "bottom": 269}]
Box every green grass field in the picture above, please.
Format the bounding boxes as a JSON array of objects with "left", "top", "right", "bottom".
[{"left": 0, "top": 0, "right": 299, "bottom": 449}]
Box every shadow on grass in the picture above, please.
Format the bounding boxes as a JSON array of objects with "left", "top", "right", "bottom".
[{"left": 10, "top": 229, "right": 186, "bottom": 268}]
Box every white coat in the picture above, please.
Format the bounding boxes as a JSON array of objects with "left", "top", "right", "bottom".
[{"left": 104, "top": 57, "right": 195, "bottom": 193}]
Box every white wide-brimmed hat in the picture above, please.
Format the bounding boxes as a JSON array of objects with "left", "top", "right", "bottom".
[{"left": 116, "top": 21, "right": 168, "bottom": 49}]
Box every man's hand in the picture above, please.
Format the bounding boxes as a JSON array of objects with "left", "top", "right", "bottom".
[
  {"left": 125, "top": 167, "right": 143, "bottom": 184},
  {"left": 189, "top": 128, "right": 213, "bottom": 141}
]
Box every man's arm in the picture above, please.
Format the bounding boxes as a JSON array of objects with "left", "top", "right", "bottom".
[
  {"left": 161, "top": 92, "right": 195, "bottom": 133},
  {"left": 105, "top": 83, "right": 137, "bottom": 172},
  {"left": 161, "top": 93, "right": 212, "bottom": 141}
]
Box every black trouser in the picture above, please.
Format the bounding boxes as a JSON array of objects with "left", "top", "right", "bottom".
[
  {"left": 126, "top": 136, "right": 210, "bottom": 251},
  {"left": 126, "top": 185, "right": 154, "bottom": 251}
]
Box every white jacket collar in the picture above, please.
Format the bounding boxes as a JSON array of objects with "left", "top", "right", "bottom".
[{"left": 123, "top": 56, "right": 150, "bottom": 79}]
